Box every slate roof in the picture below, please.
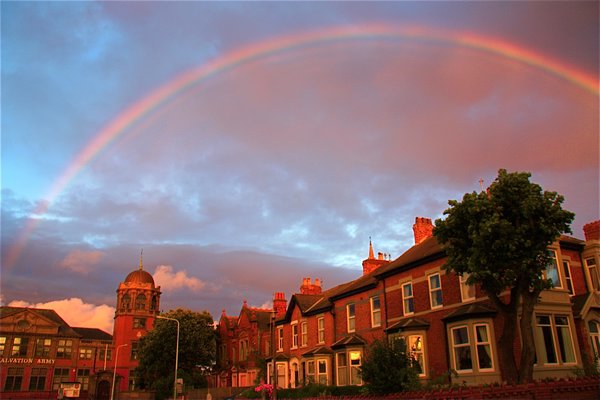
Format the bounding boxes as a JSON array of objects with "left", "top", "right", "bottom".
[
  {"left": 386, "top": 317, "right": 430, "bottom": 333},
  {"left": 374, "top": 236, "right": 445, "bottom": 279},
  {"left": 302, "top": 346, "right": 334, "bottom": 356},
  {"left": 73, "top": 327, "right": 113, "bottom": 341},
  {"left": 441, "top": 303, "right": 497, "bottom": 323},
  {"left": 331, "top": 333, "right": 367, "bottom": 349}
]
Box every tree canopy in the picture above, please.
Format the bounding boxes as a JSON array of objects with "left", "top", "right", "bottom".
[
  {"left": 433, "top": 169, "right": 574, "bottom": 383},
  {"left": 136, "top": 308, "right": 216, "bottom": 399}
]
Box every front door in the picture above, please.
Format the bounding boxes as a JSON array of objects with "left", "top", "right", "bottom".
[{"left": 96, "top": 380, "right": 110, "bottom": 400}]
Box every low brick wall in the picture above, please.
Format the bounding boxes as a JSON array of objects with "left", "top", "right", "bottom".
[{"left": 275, "top": 377, "right": 600, "bottom": 400}]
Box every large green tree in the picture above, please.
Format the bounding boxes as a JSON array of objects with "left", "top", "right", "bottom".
[
  {"left": 136, "top": 308, "right": 216, "bottom": 399},
  {"left": 433, "top": 169, "right": 574, "bottom": 384}
]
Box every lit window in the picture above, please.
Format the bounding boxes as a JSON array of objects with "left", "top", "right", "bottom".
[
  {"left": 562, "top": 261, "right": 574, "bottom": 295},
  {"left": 317, "top": 317, "right": 325, "bottom": 344},
  {"left": 35, "top": 338, "right": 52, "bottom": 358},
  {"left": 11, "top": 337, "right": 29, "bottom": 357},
  {"left": 349, "top": 351, "right": 362, "bottom": 385},
  {"left": 429, "top": 274, "right": 443, "bottom": 309},
  {"left": 336, "top": 353, "right": 347, "bottom": 386},
  {"left": 347, "top": 304, "right": 356, "bottom": 333},
  {"left": 402, "top": 282, "right": 414, "bottom": 315},
  {"left": 78, "top": 348, "right": 93, "bottom": 360},
  {"left": 460, "top": 274, "right": 476, "bottom": 302},
  {"left": 56, "top": 339, "right": 72, "bottom": 359},
  {"left": 586, "top": 258, "right": 599, "bottom": 291},
  {"left": 301, "top": 321, "right": 308, "bottom": 347},
  {"left": 370, "top": 296, "right": 381, "bottom": 327},
  {"left": 407, "top": 335, "right": 425, "bottom": 376},
  {"left": 534, "top": 314, "right": 576, "bottom": 365},
  {"left": 0, "top": 336, "right": 6, "bottom": 355}
]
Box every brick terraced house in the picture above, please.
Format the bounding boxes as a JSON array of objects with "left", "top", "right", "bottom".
[{"left": 216, "top": 218, "right": 600, "bottom": 388}]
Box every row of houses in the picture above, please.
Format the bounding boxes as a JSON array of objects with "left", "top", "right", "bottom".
[{"left": 216, "top": 217, "right": 600, "bottom": 388}]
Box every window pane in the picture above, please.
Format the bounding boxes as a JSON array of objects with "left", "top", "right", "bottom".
[
  {"left": 477, "top": 344, "right": 492, "bottom": 369},
  {"left": 475, "top": 325, "right": 489, "bottom": 342},
  {"left": 555, "top": 316, "right": 575, "bottom": 363},
  {"left": 546, "top": 251, "right": 561, "bottom": 287},
  {"left": 453, "top": 327, "right": 469, "bottom": 345},
  {"left": 455, "top": 346, "right": 472, "bottom": 370}
]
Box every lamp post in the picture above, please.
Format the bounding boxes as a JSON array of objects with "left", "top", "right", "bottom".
[
  {"left": 157, "top": 315, "right": 180, "bottom": 400},
  {"left": 111, "top": 343, "right": 128, "bottom": 400}
]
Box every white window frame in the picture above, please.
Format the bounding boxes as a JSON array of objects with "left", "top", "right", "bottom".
[
  {"left": 347, "top": 303, "right": 356, "bottom": 333},
  {"left": 317, "top": 316, "right": 325, "bottom": 344},
  {"left": 585, "top": 257, "right": 599, "bottom": 291},
  {"left": 428, "top": 273, "right": 443, "bottom": 309},
  {"left": 473, "top": 324, "right": 494, "bottom": 371},
  {"left": 451, "top": 325, "right": 473, "bottom": 372},
  {"left": 317, "top": 359, "right": 328, "bottom": 385},
  {"left": 562, "top": 261, "right": 574, "bottom": 295},
  {"left": 588, "top": 320, "right": 600, "bottom": 358},
  {"left": 545, "top": 250, "right": 563, "bottom": 289},
  {"left": 291, "top": 323, "right": 298, "bottom": 349},
  {"left": 301, "top": 321, "right": 308, "bottom": 347},
  {"left": 336, "top": 352, "right": 347, "bottom": 386},
  {"left": 402, "top": 282, "right": 414, "bottom": 315},
  {"left": 349, "top": 350, "right": 362, "bottom": 385},
  {"left": 370, "top": 296, "right": 381, "bottom": 328},
  {"left": 534, "top": 314, "right": 577, "bottom": 365},
  {"left": 277, "top": 327, "right": 284, "bottom": 351},
  {"left": 460, "top": 273, "right": 476, "bottom": 302}
]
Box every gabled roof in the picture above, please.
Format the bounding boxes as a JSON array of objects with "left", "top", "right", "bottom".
[
  {"left": 73, "top": 327, "right": 112, "bottom": 342},
  {"left": 0, "top": 306, "right": 81, "bottom": 337},
  {"left": 240, "top": 306, "right": 273, "bottom": 329}
]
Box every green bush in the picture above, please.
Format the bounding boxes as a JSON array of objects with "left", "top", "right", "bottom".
[{"left": 360, "top": 338, "right": 421, "bottom": 395}]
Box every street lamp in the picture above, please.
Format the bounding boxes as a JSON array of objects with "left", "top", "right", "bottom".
[
  {"left": 157, "top": 315, "right": 180, "bottom": 400},
  {"left": 111, "top": 343, "right": 128, "bottom": 400}
]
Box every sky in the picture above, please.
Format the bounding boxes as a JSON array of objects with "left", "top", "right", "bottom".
[{"left": 2, "top": 1, "right": 598, "bottom": 334}]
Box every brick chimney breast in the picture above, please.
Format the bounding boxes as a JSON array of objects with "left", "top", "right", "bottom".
[
  {"left": 583, "top": 220, "right": 600, "bottom": 241},
  {"left": 273, "top": 292, "right": 287, "bottom": 318},
  {"left": 413, "top": 217, "right": 434, "bottom": 244}
]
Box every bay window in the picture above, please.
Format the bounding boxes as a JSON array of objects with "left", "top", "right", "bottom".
[{"left": 534, "top": 314, "right": 576, "bottom": 365}]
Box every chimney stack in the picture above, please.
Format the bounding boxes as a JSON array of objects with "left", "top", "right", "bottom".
[
  {"left": 583, "top": 220, "right": 600, "bottom": 241},
  {"left": 413, "top": 217, "right": 434, "bottom": 244},
  {"left": 300, "top": 277, "right": 322, "bottom": 295},
  {"left": 362, "top": 240, "right": 390, "bottom": 275},
  {"left": 273, "top": 292, "right": 287, "bottom": 318}
]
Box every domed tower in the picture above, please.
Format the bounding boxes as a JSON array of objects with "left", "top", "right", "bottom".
[{"left": 112, "top": 253, "right": 161, "bottom": 390}]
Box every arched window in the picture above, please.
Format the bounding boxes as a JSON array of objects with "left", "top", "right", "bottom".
[
  {"left": 135, "top": 294, "right": 146, "bottom": 310},
  {"left": 121, "top": 294, "right": 131, "bottom": 310}
]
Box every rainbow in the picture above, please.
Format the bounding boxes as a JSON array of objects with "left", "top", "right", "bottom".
[{"left": 5, "top": 23, "right": 598, "bottom": 268}]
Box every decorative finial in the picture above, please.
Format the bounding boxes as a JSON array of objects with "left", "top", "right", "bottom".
[
  {"left": 479, "top": 178, "right": 484, "bottom": 192},
  {"left": 368, "top": 237, "right": 375, "bottom": 259},
  {"left": 139, "top": 249, "right": 143, "bottom": 270}
]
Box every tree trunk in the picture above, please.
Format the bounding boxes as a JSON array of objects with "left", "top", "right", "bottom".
[
  {"left": 487, "top": 290, "right": 520, "bottom": 384},
  {"left": 518, "top": 292, "right": 538, "bottom": 383},
  {"left": 496, "top": 306, "right": 519, "bottom": 384}
]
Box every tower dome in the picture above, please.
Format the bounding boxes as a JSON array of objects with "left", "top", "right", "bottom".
[{"left": 124, "top": 268, "right": 155, "bottom": 286}]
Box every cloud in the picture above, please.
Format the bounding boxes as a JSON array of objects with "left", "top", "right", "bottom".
[
  {"left": 58, "top": 249, "right": 104, "bottom": 274},
  {"left": 153, "top": 265, "right": 206, "bottom": 292},
  {"left": 8, "top": 298, "right": 115, "bottom": 333}
]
